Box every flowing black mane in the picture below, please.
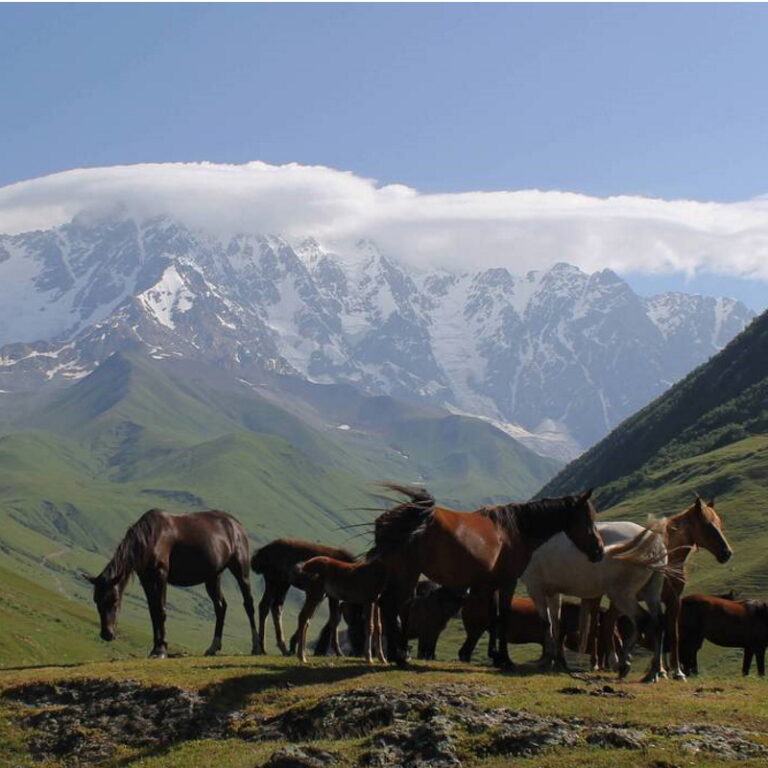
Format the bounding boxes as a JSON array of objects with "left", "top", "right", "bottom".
[
  {"left": 100, "top": 508, "right": 166, "bottom": 583},
  {"left": 482, "top": 496, "right": 577, "bottom": 542},
  {"left": 371, "top": 483, "right": 436, "bottom": 558}
]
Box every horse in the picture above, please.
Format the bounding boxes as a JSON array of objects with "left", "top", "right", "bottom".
[
  {"left": 460, "top": 594, "right": 614, "bottom": 665},
  {"left": 679, "top": 594, "right": 768, "bottom": 676},
  {"left": 459, "top": 595, "right": 586, "bottom": 663},
  {"left": 84, "top": 509, "right": 257, "bottom": 658},
  {"left": 370, "top": 484, "right": 604, "bottom": 668},
  {"left": 405, "top": 580, "right": 466, "bottom": 660},
  {"left": 521, "top": 520, "right": 671, "bottom": 681},
  {"left": 251, "top": 538, "right": 363, "bottom": 656},
  {"left": 659, "top": 496, "right": 732, "bottom": 679},
  {"left": 296, "top": 556, "right": 389, "bottom": 664},
  {"left": 581, "top": 496, "right": 732, "bottom": 679}
]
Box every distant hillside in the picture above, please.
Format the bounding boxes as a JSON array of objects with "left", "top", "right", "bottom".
[
  {"left": 0, "top": 350, "right": 558, "bottom": 665},
  {"left": 540, "top": 310, "right": 767, "bottom": 505},
  {"left": 538, "top": 310, "right": 768, "bottom": 600}
]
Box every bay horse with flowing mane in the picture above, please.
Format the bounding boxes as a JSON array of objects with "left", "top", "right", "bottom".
[
  {"left": 85, "top": 509, "right": 257, "bottom": 658},
  {"left": 371, "top": 484, "right": 604, "bottom": 667}
]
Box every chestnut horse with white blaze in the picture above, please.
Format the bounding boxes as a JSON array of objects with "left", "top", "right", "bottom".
[
  {"left": 371, "top": 484, "right": 604, "bottom": 668},
  {"left": 85, "top": 509, "right": 258, "bottom": 658}
]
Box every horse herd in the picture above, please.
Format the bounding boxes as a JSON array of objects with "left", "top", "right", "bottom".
[{"left": 85, "top": 484, "right": 767, "bottom": 680}]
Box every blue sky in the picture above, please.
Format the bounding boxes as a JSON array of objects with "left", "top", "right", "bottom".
[{"left": 2, "top": 4, "right": 767, "bottom": 309}]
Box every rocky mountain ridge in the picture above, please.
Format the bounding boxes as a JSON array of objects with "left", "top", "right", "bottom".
[{"left": 0, "top": 214, "right": 754, "bottom": 458}]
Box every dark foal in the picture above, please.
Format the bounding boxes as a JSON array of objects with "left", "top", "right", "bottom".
[
  {"left": 251, "top": 538, "right": 359, "bottom": 656},
  {"left": 459, "top": 595, "right": 583, "bottom": 663},
  {"left": 86, "top": 509, "right": 257, "bottom": 658},
  {"left": 405, "top": 581, "right": 466, "bottom": 660}
]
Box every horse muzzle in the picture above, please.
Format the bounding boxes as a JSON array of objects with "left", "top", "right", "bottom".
[
  {"left": 588, "top": 546, "right": 605, "bottom": 563},
  {"left": 718, "top": 548, "right": 733, "bottom": 564},
  {"left": 101, "top": 628, "right": 115, "bottom": 642}
]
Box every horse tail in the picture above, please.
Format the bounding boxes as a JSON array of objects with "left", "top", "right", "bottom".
[
  {"left": 370, "top": 483, "right": 435, "bottom": 559},
  {"left": 604, "top": 519, "right": 683, "bottom": 582},
  {"left": 251, "top": 544, "right": 271, "bottom": 574}
]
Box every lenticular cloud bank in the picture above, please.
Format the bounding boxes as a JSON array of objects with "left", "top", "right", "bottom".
[{"left": 2, "top": 161, "right": 768, "bottom": 279}]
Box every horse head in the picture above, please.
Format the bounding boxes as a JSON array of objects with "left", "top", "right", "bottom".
[
  {"left": 691, "top": 495, "right": 733, "bottom": 564},
  {"left": 565, "top": 489, "right": 604, "bottom": 563},
  {"left": 83, "top": 572, "right": 123, "bottom": 641}
]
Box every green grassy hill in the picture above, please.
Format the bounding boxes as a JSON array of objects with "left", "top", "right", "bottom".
[
  {"left": 0, "top": 351, "right": 558, "bottom": 667},
  {"left": 539, "top": 310, "right": 768, "bottom": 598}
]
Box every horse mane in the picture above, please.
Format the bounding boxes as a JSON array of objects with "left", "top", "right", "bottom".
[
  {"left": 370, "top": 483, "right": 435, "bottom": 558},
  {"left": 100, "top": 509, "right": 165, "bottom": 583},
  {"left": 481, "top": 496, "right": 577, "bottom": 541}
]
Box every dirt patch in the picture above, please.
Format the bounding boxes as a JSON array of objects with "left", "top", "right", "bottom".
[
  {"left": 6, "top": 678, "right": 768, "bottom": 765},
  {"left": 3, "top": 678, "right": 228, "bottom": 763}
]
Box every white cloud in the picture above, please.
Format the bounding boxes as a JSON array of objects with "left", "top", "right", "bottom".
[{"left": 2, "top": 161, "right": 768, "bottom": 279}]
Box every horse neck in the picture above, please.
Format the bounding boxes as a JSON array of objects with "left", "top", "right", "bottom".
[
  {"left": 664, "top": 513, "right": 694, "bottom": 567},
  {"left": 102, "top": 521, "right": 152, "bottom": 583},
  {"left": 508, "top": 499, "right": 571, "bottom": 546}
]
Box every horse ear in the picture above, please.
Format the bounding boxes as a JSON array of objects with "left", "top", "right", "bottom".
[
  {"left": 80, "top": 571, "right": 97, "bottom": 585},
  {"left": 580, "top": 488, "right": 594, "bottom": 503},
  {"left": 693, "top": 494, "right": 703, "bottom": 511},
  {"left": 707, "top": 497, "right": 716, "bottom": 508}
]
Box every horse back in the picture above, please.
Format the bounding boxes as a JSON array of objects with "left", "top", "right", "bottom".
[
  {"left": 421, "top": 507, "right": 508, "bottom": 588},
  {"left": 682, "top": 594, "right": 768, "bottom": 647},
  {"left": 251, "top": 538, "right": 355, "bottom": 581}
]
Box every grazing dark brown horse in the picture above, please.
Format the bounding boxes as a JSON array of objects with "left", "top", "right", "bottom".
[
  {"left": 297, "top": 556, "right": 389, "bottom": 663},
  {"left": 85, "top": 509, "right": 257, "bottom": 658},
  {"left": 251, "top": 538, "right": 361, "bottom": 656},
  {"left": 458, "top": 595, "right": 584, "bottom": 663},
  {"left": 372, "top": 484, "right": 604, "bottom": 667},
  {"left": 405, "top": 580, "right": 466, "bottom": 660},
  {"left": 680, "top": 594, "right": 768, "bottom": 677}
]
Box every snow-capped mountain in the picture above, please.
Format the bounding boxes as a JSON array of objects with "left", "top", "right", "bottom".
[{"left": 0, "top": 214, "right": 755, "bottom": 458}]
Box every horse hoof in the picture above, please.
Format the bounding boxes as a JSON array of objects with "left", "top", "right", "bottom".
[
  {"left": 149, "top": 650, "right": 167, "bottom": 659},
  {"left": 618, "top": 663, "right": 631, "bottom": 679},
  {"left": 642, "top": 672, "right": 662, "bottom": 684},
  {"left": 672, "top": 670, "right": 686, "bottom": 681}
]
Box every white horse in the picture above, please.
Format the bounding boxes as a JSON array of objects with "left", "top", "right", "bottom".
[{"left": 521, "top": 520, "right": 670, "bottom": 682}]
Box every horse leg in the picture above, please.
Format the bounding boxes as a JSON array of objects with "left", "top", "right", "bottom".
[
  {"left": 296, "top": 588, "right": 324, "bottom": 664},
  {"left": 230, "top": 557, "right": 259, "bottom": 654},
  {"left": 639, "top": 573, "right": 667, "bottom": 683},
  {"left": 270, "top": 582, "right": 290, "bottom": 656},
  {"left": 315, "top": 597, "right": 342, "bottom": 657},
  {"left": 610, "top": 596, "right": 639, "bottom": 680},
  {"left": 665, "top": 594, "right": 685, "bottom": 680},
  {"left": 375, "top": 604, "right": 387, "bottom": 663},
  {"left": 487, "top": 590, "right": 498, "bottom": 661},
  {"left": 363, "top": 602, "right": 375, "bottom": 664},
  {"left": 529, "top": 586, "right": 554, "bottom": 670},
  {"left": 256, "top": 580, "right": 273, "bottom": 654},
  {"left": 548, "top": 594, "right": 569, "bottom": 671},
  {"left": 743, "top": 647, "right": 754, "bottom": 676},
  {"left": 204, "top": 576, "right": 227, "bottom": 656},
  {"left": 494, "top": 583, "right": 516, "bottom": 670},
  {"left": 380, "top": 569, "right": 420, "bottom": 667},
  {"left": 140, "top": 571, "right": 168, "bottom": 658},
  {"left": 757, "top": 646, "right": 766, "bottom": 677}
]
